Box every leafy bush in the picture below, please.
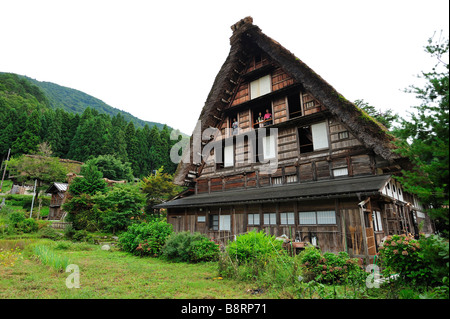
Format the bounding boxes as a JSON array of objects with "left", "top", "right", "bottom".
[
  {"left": 218, "top": 231, "right": 288, "bottom": 284},
  {"left": 378, "top": 234, "right": 425, "bottom": 284},
  {"left": 8, "top": 211, "right": 25, "bottom": 227},
  {"left": 7, "top": 212, "right": 38, "bottom": 233},
  {"left": 162, "top": 231, "right": 219, "bottom": 263},
  {"left": 190, "top": 236, "right": 220, "bottom": 262},
  {"left": 378, "top": 234, "right": 449, "bottom": 287},
  {"left": 64, "top": 224, "right": 76, "bottom": 240},
  {"left": 226, "top": 230, "right": 284, "bottom": 264},
  {"left": 68, "top": 164, "right": 107, "bottom": 196},
  {"left": 118, "top": 219, "right": 173, "bottom": 257},
  {"left": 19, "top": 218, "right": 39, "bottom": 233},
  {"left": 64, "top": 194, "right": 103, "bottom": 231},
  {"left": 417, "top": 234, "right": 449, "bottom": 286},
  {"left": 94, "top": 183, "right": 146, "bottom": 233},
  {"left": 64, "top": 183, "right": 145, "bottom": 233},
  {"left": 84, "top": 154, "right": 134, "bottom": 181},
  {"left": 297, "top": 245, "right": 366, "bottom": 285}
]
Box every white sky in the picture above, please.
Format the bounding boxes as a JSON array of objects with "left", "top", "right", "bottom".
[{"left": 1, "top": 0, "right": 448, "bottom": 135}]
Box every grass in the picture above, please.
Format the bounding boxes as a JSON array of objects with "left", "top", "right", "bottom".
[
  {"left": 0, "top": 239, "right": 261, "bottom": 299},
  {"left": 32, "top": 244, "right": 70, "bottom": 272}
]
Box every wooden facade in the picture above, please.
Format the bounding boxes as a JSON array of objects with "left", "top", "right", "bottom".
[
  {"left": 158, "top": 17, "right": 434, "bottom": 261},
  {"left": 46, "top": 182, "right": 68, "bottom": 220}
]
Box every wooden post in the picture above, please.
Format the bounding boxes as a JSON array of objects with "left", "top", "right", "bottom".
[
  {"left": 359, "top": 206, "right": 369, "bottom": 263},
  {"left": 0, "top": 148, "right": 11, "bottom": 192},
  {"left": 29, "top": 179, "right": 37, "bottom": 218},
  {"left": 337, "top": 199, "right": 348, "bottom": 253}
]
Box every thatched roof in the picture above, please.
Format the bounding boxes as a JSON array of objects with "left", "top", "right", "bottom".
[{"left": 173, "top": 17, "right": 404, "bottom": 186}]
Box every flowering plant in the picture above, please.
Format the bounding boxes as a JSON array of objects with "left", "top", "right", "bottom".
[
  {"left": 298, "top": 245, "right": 365, "bottom": 284},
  {"left": 377, "top": 234, "right": 425, "bottom": 283}
]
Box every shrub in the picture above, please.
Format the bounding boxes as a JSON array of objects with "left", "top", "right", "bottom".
[
  {"left": 417, "top": 234, "right": 449, "bottom": 286},
  {"left": 377, "top": 234, "right": 426, "bottom": 284},
  {"left": 190, "top": 236, "right": 220, "bottom": 262},
  {"left": 118, "top": 218, "right": 173, "bottom": 257},
  {"left": 218, "top": 231, "right": 288, "bottom": 283},
  {"left": 297, "top": 245, "right": 365, "bottom": 285},
  {"left": 19, "top": 218, "right": 39, "bottom": 233},
  {"left": 226, "top": 230, "right": 284, "bottom": 264},
  {"left": 378, "top": 234, "right": 449, "bottom": 287},
  {"left": 162, "top": 231, "right": 219, "bottom": 263},
  {"left": 7, "top": 212, "right": 39, "bottom": 233},
  {"left": 8, "top": 211, "right": 25, "bottom": 227},
  {"left": 73, "top": 230, "right": 88, "bottom": 242},
  {"left": 64, "top": 224, "right": 76, "bottom": 240}
]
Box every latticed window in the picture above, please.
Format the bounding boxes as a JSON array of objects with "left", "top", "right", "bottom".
[{"left": 299, "top": 211, "right": 336, "bottom": 225}]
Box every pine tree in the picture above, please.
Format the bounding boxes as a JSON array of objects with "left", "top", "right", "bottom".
[
  {"left": 148, "top": 125, "right": 162, "bottom": 173},
  {"left": 125, "top": 122, "right": 139, "bottom": 176},
  {"left": 45, "top": 109, "right": 64, "bottom": 157},
  {"left": 12, "top": 109, "right": 41, "bottom": 155},
  {"left": 393, "top": 34, "right": 449, "bottom": 237},
  {"left": 136, "top": 124, "right": 152, "bottom": 177}
]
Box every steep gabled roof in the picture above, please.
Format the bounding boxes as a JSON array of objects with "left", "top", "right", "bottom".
[
  {"left": 45, "top": 182, "right": 68, "bottom": 193},
  {"left": 174, "top": 17, "right": 404, "bottom": 185}
]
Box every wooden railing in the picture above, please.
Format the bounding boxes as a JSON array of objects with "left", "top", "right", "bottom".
[
  {"left": 252, "top": 118, "right": 273, "bottom": 129},
  {"left": 50, "top": 222, "right": 72, "bottom": 230}
]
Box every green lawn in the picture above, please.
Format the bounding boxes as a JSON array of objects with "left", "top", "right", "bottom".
[{"left": 0, "top": 239, "right": 262, "bottom": 299}]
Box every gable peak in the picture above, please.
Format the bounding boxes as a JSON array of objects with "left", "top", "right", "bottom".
[{"left": 230, "top": 16, "right": 253, "bottom": 33}]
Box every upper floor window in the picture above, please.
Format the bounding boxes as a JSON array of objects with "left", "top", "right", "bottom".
[
  {"left": 224, "top": 144, "right": 234, "bottom": 167},
  {"left": 287, "top": 92, "right": 302, "bottom": 119},
  {"left": 298, "top": 121, "right": 329, "bottom": 153},
  {"left": 262, "top": 134, "right": 276, "bottom": 160},
  {"left": 252, "top": 104, "right": 273, "bottom": 129},
  {"left": 272, "top": 176, "right": 283, "bottom": 185},
  {"left": 333, "top": 167, "right": 348, "bottom": 177},
  {"left": 215, "top": 141, "right": 234, "bottom": 169},
  {"left": 250, "top": 75, "right": 271, "bottom": 100}
]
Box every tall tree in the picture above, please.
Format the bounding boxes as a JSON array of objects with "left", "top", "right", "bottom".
[
  {"left": 148, "top": 125, "right": 162, "bottom": 173},
  {"left": 141, "top": 167, "right": 178, "bottom": 214},
  {"left": 125, "top": 122, "right": 139, "bottom": 176},
  {"left": 135, "top": 125, "right": 151, "bottom": 177},
  {"left": 45, "top": 109, "right": 64, "bottom": 157},
  {"left": 12, "top": 109, "right": 41, "bottom": 155},
  {"left": 68, "top": 109, "right": 111, "bottom": 161},
  {"left": 393, "top": 34, "right": 449, "bottom": 237}
]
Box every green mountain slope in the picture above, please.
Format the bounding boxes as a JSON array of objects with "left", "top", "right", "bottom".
[{"left": 19, "top": 74, "right": 167, "bottom": 130}]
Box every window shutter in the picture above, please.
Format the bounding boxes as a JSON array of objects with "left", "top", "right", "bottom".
[
  {"left": 250, "top": 75, "right": 271, "bottom": 99},
  {"left": 263, "top": 134, "right": 276, "bottom": 159},
  {"left": 311, "top": 122, "right": 329, "bottom": 150},
  {"left": 219, "top": 215, "right": 231, "bottom": 231},
  {"left": 224, "top": 144, "right": 234, "bottom": 167}
]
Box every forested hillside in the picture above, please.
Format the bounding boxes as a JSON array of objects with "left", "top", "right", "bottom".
[
  {"left": 22, "top": 75, "right": 167, "bottom": 130},
  {"left": 0, "top": 72, "right": 182, "bottom": 177}
]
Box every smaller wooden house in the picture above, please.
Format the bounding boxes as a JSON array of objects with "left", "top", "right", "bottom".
[{"left": 46, "top": 182, "right": 68, "bottom": 220}]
